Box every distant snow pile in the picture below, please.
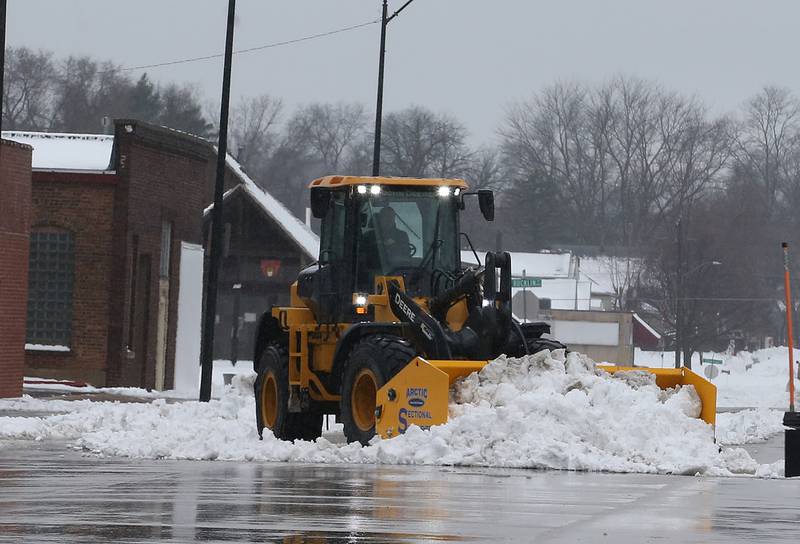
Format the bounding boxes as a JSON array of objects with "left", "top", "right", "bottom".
[
  {"left": 716, "top": 409, "right": 787, "bottom": 445},
  {"left": 635, "top": 347, "right": 800, "bottom": 409},
  {"left": 0, "top": 351, "right": 785, "bottom": 477}
]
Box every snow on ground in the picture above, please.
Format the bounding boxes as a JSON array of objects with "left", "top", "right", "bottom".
[
  {"left": 635, "top": 347, "right": 800, "bottom": 409},
  {"left": 0, "top": 350, "right": 786, "bottom": 478},
  {"left": 716, "top": 409, "right": 787, "bottom": 445}
]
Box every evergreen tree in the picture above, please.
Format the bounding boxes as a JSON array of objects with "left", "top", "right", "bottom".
[
  {"left": 128, "top": 73, "right": 161, "bottom": 122},
  {"left": 158, "top": 84, "right": 212, "bottom": 137}
]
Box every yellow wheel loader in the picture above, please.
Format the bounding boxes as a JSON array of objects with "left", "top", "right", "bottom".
[{"left": 253, "top": 176, "right": 717, "bottom": 445}]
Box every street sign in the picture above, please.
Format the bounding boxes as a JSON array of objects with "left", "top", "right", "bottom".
[
  {"left": 702, "top": 358, "right": 723, "bottom": 365},
  {"left": 512, "top": 278, "right": 542, "bottom": 288},
  {"left": 704, "top": 365, "right": 720, "bottom": 380}
]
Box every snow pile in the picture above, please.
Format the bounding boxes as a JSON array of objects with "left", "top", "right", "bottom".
[
  {"left": 716, "top": 409, "right": 787, "bottom": 445},
  {"left": 0, "top": 351, "right": 784, "bottom": 477}
]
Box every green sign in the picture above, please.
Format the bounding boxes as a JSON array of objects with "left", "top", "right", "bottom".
[
  {"left": 511, "top": 278, "right": 542, "bottom": 288},
  {"left": 702, "top": 358, "right": 723, "bottom": 365}
]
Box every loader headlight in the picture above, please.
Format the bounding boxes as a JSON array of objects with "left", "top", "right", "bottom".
[
  {"left": 353, "top": 293, "right": 369, "bottom": 314},
  {"left": 437, "top": 186, "right": 451, "bottom": 197},
  {"left": 370, "top": 185, "right": 382, "bottom": 195},
  {"left": 357, "top": 185, "right": 368, "bottom": 194}
]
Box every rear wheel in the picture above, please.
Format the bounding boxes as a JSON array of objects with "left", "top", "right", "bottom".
[
  {"left": 340, "top": 335, "right": 416, "bottom": 445},
  {"left": 525, "top": 337, "right": 567, "bottom": 354},
  {"left": 507, "top": 322, "right": 567, "bottom": 356},
  {"left": 254, "top": 344, "right": 323, "bottom": 441}
]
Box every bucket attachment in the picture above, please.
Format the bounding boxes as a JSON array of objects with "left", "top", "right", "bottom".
[
  {"left": 375, "top": 357, "right": 489, "bottom": 438},
  {"left": 600, "top": 366, "right": 717, "bottom": 426}
]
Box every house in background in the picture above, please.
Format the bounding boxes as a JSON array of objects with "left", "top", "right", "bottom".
[
  {"left": 4, "top": 121, "right": 318, "bottom": 390},
  {"left": 461, "top": 250, "right": 592, "bottom": 313},
  {"left": 204, "top": 156, "right": 318, "bottom": 366}
]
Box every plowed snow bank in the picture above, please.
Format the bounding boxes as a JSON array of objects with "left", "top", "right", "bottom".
[{"left": 0, "top": 350, "right": 785, "bottom": 477}]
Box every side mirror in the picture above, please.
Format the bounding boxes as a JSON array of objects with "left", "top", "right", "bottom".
[
  {"left": 478, "top": 190, "right": 494, "bottom": 221},
  {"left": 310, "top": 188, "right": 332, "bottom": 219}
]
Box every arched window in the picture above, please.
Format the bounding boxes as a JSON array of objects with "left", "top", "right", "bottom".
[{"left": 26, "top": 228, "right": 74, "bottom": 348}]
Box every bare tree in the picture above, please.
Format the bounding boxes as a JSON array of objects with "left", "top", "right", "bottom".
[
  {"left": 502, "top": 81, "right": 610, "bottom": 245},
  {"left": 2, "top": 47, "right": 56, "bottom": 130},
  {"left": 286, "top": 102, "right": 367, "bottom": 173},
  {"left": 735, "top": 86, "right": 800, "bottom": 217},
  {"left": 228, "top": 94, "right": 283, "bottom": 176},
  {"left": 53, "top": 57, "right": 134, "bottom": 133},
  {"left": 380, "top": 106, "right": 471, "bottom": 178},
  {"left": 463, "top": 147, "right": 506, "bottom": 191}
]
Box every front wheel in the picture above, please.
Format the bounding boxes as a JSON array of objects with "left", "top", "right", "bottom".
[
  {"left": 340, "top": 336, "right": 416, "bottom": 445},
  {"left": 254, "top": 344, "right": 323, "bottom": 442}
]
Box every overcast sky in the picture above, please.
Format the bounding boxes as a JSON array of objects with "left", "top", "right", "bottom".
[{"left": 7, "top": 0, "right": 800, "bottom": 144}]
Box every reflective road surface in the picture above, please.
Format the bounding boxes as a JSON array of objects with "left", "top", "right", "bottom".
[{"left": 0, "top": 439, "right": 797, "bottom": 543}]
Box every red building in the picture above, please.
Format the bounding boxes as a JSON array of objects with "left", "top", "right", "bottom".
[
  {"left": 4, "top": 121, "right": 317, "bottom": 391},
  {"left": 0, "top": 139, "right": 33, "bottom": 398},
  {"left": 5, "top": 123, "right": 217, "bottom": 388}
]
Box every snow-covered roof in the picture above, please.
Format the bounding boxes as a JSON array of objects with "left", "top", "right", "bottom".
[
  {"left": 633, "top": 313, "right": 662, "bottom": 340},
  {"left": 2, "top": 131, "right": 114, "bottom": 172},
  {"left": 461, "top": 250, "right": 573, "bottom": 278},
  {"left": 3, "top": 129, "right": 319, "bottom": 259},
  {"left": 217, "top": 155, "right": 320, "bottom": 260},
  {"left": 579, "top": 256, "right": 644, "bottom": 296}
]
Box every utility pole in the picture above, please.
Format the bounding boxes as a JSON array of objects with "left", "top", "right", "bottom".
[
  {"left": 1, "top": 0, "right": 7, "bottom": 136},
  {"left": 783, "top": 242, "right": 795, "bottom": 413},
  {"left": 372, "top": 0, "right": 417, "bottom": 176},
  {"left": 674, "top": 217, "right": 683, "bottom": 369},
  {"left": 199, "top": 0, "right": 236, "bottom": 402}
]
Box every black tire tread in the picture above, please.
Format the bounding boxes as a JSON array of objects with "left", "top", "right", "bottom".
[
  {"left": 340, "top": 335, "right": 416, "bottom": 445},
  {"left": 254, "top": 343, "right": 323, "bottom": 442}
]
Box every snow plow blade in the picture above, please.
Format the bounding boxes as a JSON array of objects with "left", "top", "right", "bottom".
[
  {"left": 600, "top": 366, "right": 717, "bottom": 426},
  {"left": 375, "top": 357, "right": 489, "bottom": 439},
  {"left": 375, "top": 359, "right": 717, "bottom": 439}
]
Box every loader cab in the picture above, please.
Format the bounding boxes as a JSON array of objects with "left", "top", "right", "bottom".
[{"left": 302, "top": 177, "right": 468, "bottom": 323}]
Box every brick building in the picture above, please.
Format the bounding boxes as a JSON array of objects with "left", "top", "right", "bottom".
[
  {"left": 0, "top": 139, "right": 33, "bottom": 398},
  {"left": 4, "top": 121, "right": 318, "bottom": 391},
  {"left": 5, "top": 123, "right": 217, "bottom": 388}
]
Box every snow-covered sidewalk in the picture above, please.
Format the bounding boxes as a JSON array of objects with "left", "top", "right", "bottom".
[{"left": 0, "top": 350, "right": 787, "bottom": 478}]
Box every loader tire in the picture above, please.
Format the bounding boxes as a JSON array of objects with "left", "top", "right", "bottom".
[
  {"left": 340, "top": 335, "right": 416, "bottom": 445},
  {"left": 254, "top": 344, "right": 323, "bottom": 442},
  {"left": 506, "top": 325, "right": 567, "bottom": 357},
  {"left": 525, "top": 337, "right": 567, "bottom": 355}
]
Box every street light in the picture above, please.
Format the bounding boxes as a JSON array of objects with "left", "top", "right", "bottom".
[
  {"left": 372, "top": 0, "right": 417, "bottom": 176},
  {"left": 674, "top": 259, "right": 722, "bottom": 369}
]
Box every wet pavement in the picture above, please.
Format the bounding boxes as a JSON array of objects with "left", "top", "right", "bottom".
[{"left": 0, "top": 439, "right": 798, "bottom": 543}]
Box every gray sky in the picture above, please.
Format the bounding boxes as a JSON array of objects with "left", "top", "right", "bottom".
[{"left": 7, "top": 0, "right": 800, "bottom": 144}]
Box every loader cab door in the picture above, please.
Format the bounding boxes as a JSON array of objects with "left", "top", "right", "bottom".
[{"left": 303, "top": 190, "right": 349, "bottom": 322}]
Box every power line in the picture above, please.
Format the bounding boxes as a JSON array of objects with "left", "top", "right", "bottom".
[{"left": 111, "top": 18, "right": 379, "bottom": 74}]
